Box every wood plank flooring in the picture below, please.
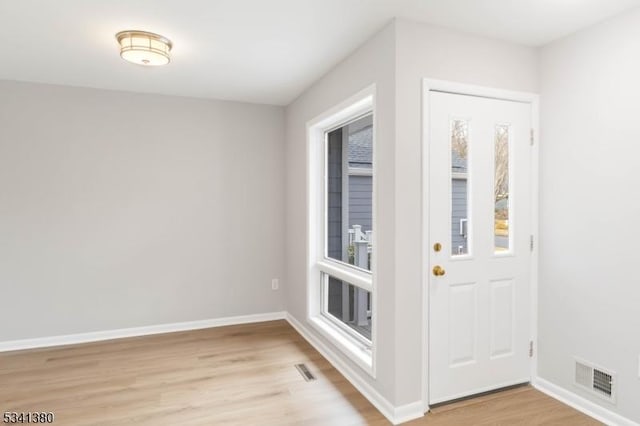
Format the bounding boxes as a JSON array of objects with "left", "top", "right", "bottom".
[{"left": 0, "top": 320, "right": 600, "bottom": 425}]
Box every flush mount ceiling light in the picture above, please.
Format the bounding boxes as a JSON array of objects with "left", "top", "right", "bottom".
[{"left": 115, "top": 30, "right": 172, "bottom": 66}]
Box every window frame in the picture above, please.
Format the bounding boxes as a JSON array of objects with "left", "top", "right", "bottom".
[
  {"left": 319, "top": 273, "right": 372, "bottom": 348},
  {"left": 306, "top": 85, "right": 377, "bottom": 377}
]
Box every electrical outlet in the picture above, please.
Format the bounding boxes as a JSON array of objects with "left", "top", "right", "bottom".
[{"left": 271, "top": 278, "right": 279, "bottom": 290}]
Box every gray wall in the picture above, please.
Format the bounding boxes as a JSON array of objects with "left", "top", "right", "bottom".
[
  {"left": 327, "top": 129, "right": 343, "bottom": 260},
  {"left": 0, "top": 80, "right": 286, "bottom": 342},
  {"left": 451, "top": 178, "right": 468, "bottom": 255},
  {"left": 539, "top": 8, "right": 640, "bottom": 422},
  {"left": 348, "top": 175, "right": 373, "bottom": 232}
]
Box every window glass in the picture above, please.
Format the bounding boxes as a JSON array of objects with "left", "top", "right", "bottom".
[
  {"left": 326, "top": 114, "right": 373, "bottom": 270},
  {"left": 494, "top": 125, "right": 510, "bottom": 253},
  {"left": 324, "top": 273, "right": 372, "bottom": 341},
  {"left": 451, "top": 119, "right": 470, "bottom": 256}
]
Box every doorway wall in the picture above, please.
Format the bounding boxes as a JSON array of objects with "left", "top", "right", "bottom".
[
  {"left": 286, "top": 11, "right": 640, "bottom": 425},
  {"left": 284, "top": 18, "right": 538, "bottom": 422}
]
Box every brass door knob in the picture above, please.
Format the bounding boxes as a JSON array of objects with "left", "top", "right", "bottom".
[{"left": 432, "top": 265, "right": 446, "bottom": 276}]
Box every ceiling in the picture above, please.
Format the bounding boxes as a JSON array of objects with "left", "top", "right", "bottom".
[{"left": 1, "top": 0, "right": 638, "bottom": 105}]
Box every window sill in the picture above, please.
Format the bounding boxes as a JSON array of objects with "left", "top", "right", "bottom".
[{"left": 308, "top": 315, "right": 374, "bottom": 377}]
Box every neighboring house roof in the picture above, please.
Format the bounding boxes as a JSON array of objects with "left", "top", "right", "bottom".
[
  {"left": 452, "top": 149, "right": 467, "bottom": 173},
  {"left": 347, "top": 126, "right": 468, "bottom": 173},
  {"left": 348, "top": 125, "right": 372, "bottom": 168}
]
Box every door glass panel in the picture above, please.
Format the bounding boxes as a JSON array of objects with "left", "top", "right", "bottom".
[
  {"left": 323, "top": 273, "right": 372, "bottom": 341},
  {"left": 494, "top": 125, "right": 510, "bottom": 253},
  {"left": 451, "top": 119, "right": 469, "bottom": 256},
  {"left": 325, "top": 114, "right": 373, "bottom": 270}
]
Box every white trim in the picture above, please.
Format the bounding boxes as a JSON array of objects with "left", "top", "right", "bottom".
[
  {"left": 348, "top": 167, "right": 373, "bottom": 176},
  {"left": 394, "top": 401, "right": 426, "bottom": 425},
  {"left": 306, "top": 84, "right": 378, "bottom": 379},
  {"left": 451, "top": 172, "right": 467, "bottom": 180},
  {"left": 286, "top": 313, "right": 423, "bottom": 425},
  {"left": 320, "top": 309, "right": 371, "bottom": 348},
  {"left": 534, "top": 377, "right": 638, "bottom": 426},
  {"left": 306, "top": 86, "right": 375, "bottom": 131},
  {"left": 421, "top": 78, "right": 540, "bottom": 410},
  {"left": 422, "top": 78, "right": 537, "bottom": 104},
  {"left": 309, "top": 315, "right": 372, "bottom": 374},
  {"left": 341, "top": 125, "right": 350, "bottom": 263},
  {"left": 317, "top": 259, "right": 372, "bottom": 292},
  {"left": 529, "top": 97, "right": 540, "bottom": 382},
  {"left": 0, "top": 311, "right": 287, "bottom": 352}
]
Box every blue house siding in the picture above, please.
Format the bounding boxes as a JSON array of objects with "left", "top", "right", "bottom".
[
  {"left": 327, "top": 129, "right": 342, "bottom": 261},
  {"left": 451, "top": 177, "right": 468, "bottom": 255},
  {"left": 348, "top": 175, "right": 372, "bottom": 232}
]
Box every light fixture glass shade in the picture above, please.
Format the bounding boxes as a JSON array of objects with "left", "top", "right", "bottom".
[{"left": 116, "top": 31, "right": 172, "bottom": 66}]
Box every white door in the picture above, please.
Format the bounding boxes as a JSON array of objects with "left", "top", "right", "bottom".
[{"left": 428, "top": 91, "right": 533, "bottom": 404}]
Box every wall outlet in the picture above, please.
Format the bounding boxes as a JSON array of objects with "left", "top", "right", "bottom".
[{"left": 271, "top": 278, "right": 279, "bottom": 290}]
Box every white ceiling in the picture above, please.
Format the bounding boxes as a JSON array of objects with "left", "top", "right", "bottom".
[{"left": 1, "top": 0, "right": 638, "bottom": 105}]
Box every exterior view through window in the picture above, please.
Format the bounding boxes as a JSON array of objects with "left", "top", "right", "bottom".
[
  {"left": 323, "top": 114, "right": 373, "bottom": 341},
  {"left": 494, "top": 125, "right": 510, "bottom": 253},
  {"left": 450, "top": 120, "right": 511, "bottom": 255},
  {"left": 451, "top": 119, "right": 469, "bottom": 256}
]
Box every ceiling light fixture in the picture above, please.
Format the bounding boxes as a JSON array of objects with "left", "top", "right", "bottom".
[{"left": 115, "top": 30, "right": 172, "bottom": 66}]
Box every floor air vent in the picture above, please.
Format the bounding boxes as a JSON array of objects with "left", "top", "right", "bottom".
[
  {"left": 295, "top": 363, "right": 316, "bottom": 381},
  {"left": 574, "top": 358, "right": 616, "bottom": 403}
]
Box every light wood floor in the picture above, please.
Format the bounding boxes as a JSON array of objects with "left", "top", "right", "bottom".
[{"left": 0, "top": 320, "right": 600, "bottom": 425}]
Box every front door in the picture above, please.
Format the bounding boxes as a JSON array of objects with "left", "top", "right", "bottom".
[{"left": 428, "top": 91, "right": 533, "bottom": 404}]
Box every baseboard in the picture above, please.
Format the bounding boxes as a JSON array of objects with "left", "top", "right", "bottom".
[
  {"left": 534, "top": 377, "right": 638, "bottom": 426},
  {"left": 393, "top": 401, "right": 426, "bottom": 424},
  {"left": 0, "top": 311, "right": 287, "bottom": 352},
  {"left": 285, "top": 313, "right": 423, "bottom": 425}
]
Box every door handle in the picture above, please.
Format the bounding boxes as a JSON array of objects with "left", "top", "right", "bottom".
[{"left": 432, "top": 265, "right": 446, "bottom": 277}]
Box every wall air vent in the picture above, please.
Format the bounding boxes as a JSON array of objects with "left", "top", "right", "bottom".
[
  {"left": 574, "top": 358, "right": 616, "bottom": 403},
  {"left": 295, "top": 363, "right": 316, "bottom": 381}
]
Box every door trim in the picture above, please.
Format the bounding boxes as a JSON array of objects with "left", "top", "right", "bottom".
[{"left": 420, "top": 79, "right": 540, "bottom": 412}]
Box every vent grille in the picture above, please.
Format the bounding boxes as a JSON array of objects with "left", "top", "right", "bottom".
[
  {"left": 574, "top": 358, "right": 616, "bottom": 403},
  {"left": 295, "top": 363, "right": 316, "bottom": 381},
  {"left": 593, "top": 370, "right": 613, "bottom": 397},
  {"left": 575, "top": 361, "right": 592, "bottom": 388}
]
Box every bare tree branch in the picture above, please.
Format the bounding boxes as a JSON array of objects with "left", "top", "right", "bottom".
[
  {"left": 494, "top": 125, "right": 509, "bottom": 211},
  {"left": 451, "top": 120, "right": 468, "bottom": 160}
]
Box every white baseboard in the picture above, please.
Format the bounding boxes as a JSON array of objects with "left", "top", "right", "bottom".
[
  {"left": 394, "top": 401, "right": 426, "bottom": 424},
  {"left": 0, "top": 311, "right": 287, "bottom": 352},
  {"left": 534, "top": 377, "right": 638, "bottom": 426},
  {"left": 285, "top": 313, "right": 423, "bottom": 425}
]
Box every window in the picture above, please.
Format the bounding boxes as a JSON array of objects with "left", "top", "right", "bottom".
[
  {"left": 326, "top": 114, "right": 373, "bottom": 273},
  {"left": 323, "top": 273, "right": 372, "bottom": 342},
  {"left": 451, "top": 119, "right": 470, "bottom": 256},
  {"left": 307, "top": 87, "right": 375, "bottom": 375},
  {"left": 494, "top": 124, "right": 510, "bottom": 253}
]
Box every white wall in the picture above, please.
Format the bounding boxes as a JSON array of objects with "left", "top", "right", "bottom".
[
  {"left": 539, "top": 9, "right": 640, "bottom": 422},
  {"left": 284, "top": 18, "right": 539, "bottom": 410},
  {"left": 0, "top": 81, "right": 285, "bottom": 342},
  {"left": 285, "top": 21, "right": 398, "bottom": 404},
  {"left": 394, "top": 19, "right": 539, "bottom": 406}
]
